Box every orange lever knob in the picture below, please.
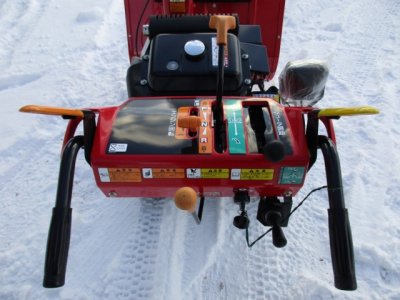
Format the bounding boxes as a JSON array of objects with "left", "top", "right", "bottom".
[
  {"left": 209, "top": 15, "right": 237, "bottom": 46},
  {"left": 174, "top": 187, "right": 198, "bottom": 213},
  {"left": 177, "top": 115, "right": 201, "bottom": 132}
]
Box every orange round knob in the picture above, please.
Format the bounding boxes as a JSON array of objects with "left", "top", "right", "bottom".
[{"left": 174, "top": 187, "right": 198, "bottom": 213}]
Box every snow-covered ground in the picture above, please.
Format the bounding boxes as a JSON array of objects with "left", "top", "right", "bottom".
[{"left": 1, "top": 0, "right": 399, "bottom": 299}]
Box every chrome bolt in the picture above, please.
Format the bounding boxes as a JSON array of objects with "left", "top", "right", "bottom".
[
  {"left": 108, "top": 191, "right": 118, "bottom": 197},
  {"left": 244, "top": 79, "right": 252, "bottom": 85},
  {"left": 140, "top": 79, "right": 148, "bottom": 86},
  {"left": 142, "top": 24, "right": 149, "bottom": 36},
  {"left": 242, "top": 53, "right": 249, "bottom": 60},
  {"left": 142, "top": 54, "right": 149, "bottom": 61},
  {"left": 283, "top": 191, "right": 292, "bottom": 197}
]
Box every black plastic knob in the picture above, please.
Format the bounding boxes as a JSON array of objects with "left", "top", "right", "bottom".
[
  {"left": 233, "top": 214, "right": 249, "bottom": 230},
  {"left": 272, "top": 226, "right": 287, "bottom": 248},
  {"left": 263, "top": 140, "right": 285, "bottom": 162}
]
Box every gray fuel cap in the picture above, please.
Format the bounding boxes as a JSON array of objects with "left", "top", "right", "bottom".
[{"left": 184, "top": 40, "right": 205, "bottom": 58}]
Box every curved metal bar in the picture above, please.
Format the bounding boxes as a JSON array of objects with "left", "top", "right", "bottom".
[
  {"left": 319, "top": 135, "right": 357, "bottom": 290},
  {"left": 43, "top": 136, "right": 84, "bottom": 288}
]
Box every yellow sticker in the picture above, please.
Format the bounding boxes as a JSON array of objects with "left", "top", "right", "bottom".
[
  {"left": 201, "top": 169, "right": 230, "bottom": 179},
  {"left": 240, "top": 169, "right": 274, "bottom": 180},
  {"left": 108, "top": 168, "right": 141, "bottom": 182}
]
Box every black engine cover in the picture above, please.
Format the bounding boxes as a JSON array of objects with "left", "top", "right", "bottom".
[{"left": 148, "top": 33, "right": 243, "bottom": 93}]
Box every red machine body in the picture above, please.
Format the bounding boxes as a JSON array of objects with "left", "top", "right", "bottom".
[
  {"left": 124, "top": 0, "right": 285, "bottom": 80},
  {"left": 18, "top": 0, "right": 367, "bottom": 290},
  {"left": 88, "top": 96, "right": 310, "bottom": 199}
]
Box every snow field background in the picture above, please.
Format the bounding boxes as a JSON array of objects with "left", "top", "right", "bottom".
[{"left": 0, "top": 0, "right": 399, "bottom": 299}]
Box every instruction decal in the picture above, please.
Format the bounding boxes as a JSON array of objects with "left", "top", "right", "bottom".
[
  {"left": 99, "top": 168, "right": 141, "bottom": 182},
  {"left": 201, "top": 168, "right": 229, "bottom": 179},
  {"left": 108, "top": 143, "right": 128, "bottom": 153},
  {"left": 225, "top": 100, "right": 246, "bottom": 154},
  {"left": 199, "top": 100, "right": 213, "bottom": 154},
  {"left": 142, "top": 168, "right": 185, "bottom": 179},
  {"left": 231, "top": 168, "right": 274, "bottom": 180},
  {"left": 187, "top": 168, "right": 229, "bottom": 179},
  {"left": 279, "top": 167, "right": 305, "bottom": 184}
]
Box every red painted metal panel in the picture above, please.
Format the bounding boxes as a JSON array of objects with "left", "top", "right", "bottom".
[{"left": 89, "top": 96, "right": 310, "bottom": 199}]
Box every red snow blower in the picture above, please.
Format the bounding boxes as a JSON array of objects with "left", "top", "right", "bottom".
[{"left": 20, "top": 0, "right": 378, "bottom": 290}]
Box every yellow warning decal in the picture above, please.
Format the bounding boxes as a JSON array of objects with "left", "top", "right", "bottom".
[
  {"left": 201, "top": 168, "right": 230, "bottom": 179},
  {"left": 238, "top": 169, "right": 274, "bottom": 180},
  {"left": 107, "top": 168, "right": 141, "bottom": 182}
]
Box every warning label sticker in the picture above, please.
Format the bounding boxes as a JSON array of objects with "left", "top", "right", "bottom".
[
  {"left": 211, "top": 37, "right": 228, "bottom": 67},
  {"left": 187, "top": 168, "right": 201, "bottom": 178},
  {"left": 108, "top": 143, "right": 128, "bottom": 153},
  {"left": 231, "top": 169, "right": 274, "bottom": 180},
  {"left": 99, "top": 168, "right": 141, "bottom": 182},
  {"left": 201, "top": 168, "right": 229, "bottom": 179},
  {"left": 187, "top": 168, "right": 229, "bottom": 179},
  {"left": 142, "top": 168, "right": 185, "bottom": 179}
]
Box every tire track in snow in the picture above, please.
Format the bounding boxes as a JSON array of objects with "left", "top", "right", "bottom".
[
  {"left": 241, "top": 202, "right": 283, "bottom": 300},
  {"left": 0, "top": 131, "right": 65, "bottom": 249},
  {"left": 328, "top": 0, "right": 399, "bottom": 104},
  {"left": 0, "top": 131, "right": 77, "bottom": 297},
  {"left": 61, "top": 197, "right": 142, "bottom": 298},
  {"left": 0, "top": 73, "right": 42, "bottom": 92},
  {"left": 99, "top": 199, "right": 165, "bottom": 300},
  {"left": 0, "top": 0, "right": 50, "bottom": 70},
  {"left": 72, "top": 0, "right": 128, "bottom": 107},
  {"left": 316, "top": 1, "right": 400, "bottom": 297},
  {"left": 173, "top": 199, "right": 223, "bottom": 299},
  {"left": 329, "top": 0, "right": 400, "bottom": 273}
]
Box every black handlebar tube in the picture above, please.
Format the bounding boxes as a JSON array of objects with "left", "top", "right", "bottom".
[
  {"left": 43, "top": 136, "right": 84, "bottom": 288},
  {"left": 319, "top": 135, "right": 357, "bottom": 290},
  {"left": 213, "top": 44, "right": 226, "bottom": 153},
  {"left": 82, "top": 111, "right": 96, "bottom": 165}
]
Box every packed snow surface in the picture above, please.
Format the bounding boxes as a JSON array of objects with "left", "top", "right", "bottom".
[{"left": 1, "top": 0, "right": 399, "bottom": 299}]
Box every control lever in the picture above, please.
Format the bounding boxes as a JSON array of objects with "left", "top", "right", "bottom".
[
  {"left": 209, "top": 15, "right": 237, "bottom": 153},
  {"left": 267, "top": 211, "right": 287, "bottom": 248},
  {"left": 174, "top": 187, "right": 204, "bottom": 224},
  {"left": 233, "top": 190, "right": 250, "bottom": 229},
  {"left": 248, "top": 105, "right": 285, "bottom": 162}
]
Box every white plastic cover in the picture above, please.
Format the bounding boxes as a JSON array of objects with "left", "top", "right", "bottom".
[{"left": 279, "top": 59, "right": 329, "bottom": 107}]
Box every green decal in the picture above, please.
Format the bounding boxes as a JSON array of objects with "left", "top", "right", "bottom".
[
  {"left": 279, "top": 167, "right": 306, "bottom": 184},
  {"left": 225, "top": 100, "right": 246, "bottom": 154}
]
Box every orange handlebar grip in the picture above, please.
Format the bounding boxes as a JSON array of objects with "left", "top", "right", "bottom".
[
  {"left": 209, "top": 15, "right": 237, "bottom": 46},
  {"left": 19, "top": 105, "right": 84, "bottom": 118}
]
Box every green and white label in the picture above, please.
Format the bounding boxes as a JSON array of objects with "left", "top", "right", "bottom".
[
  {"left": 279, "top": 167, "right": 305, "bottom": 184},
  {"left": 225, "top": 100, "right": 246, "bottom": 154}
]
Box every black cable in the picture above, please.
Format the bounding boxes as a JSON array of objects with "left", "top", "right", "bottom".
[
  {"left": 135, "top": 0, "right": 151, "bottom": 56},
  {"left": 245, "top": 185, "right": 328, "bottom": 248}
]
